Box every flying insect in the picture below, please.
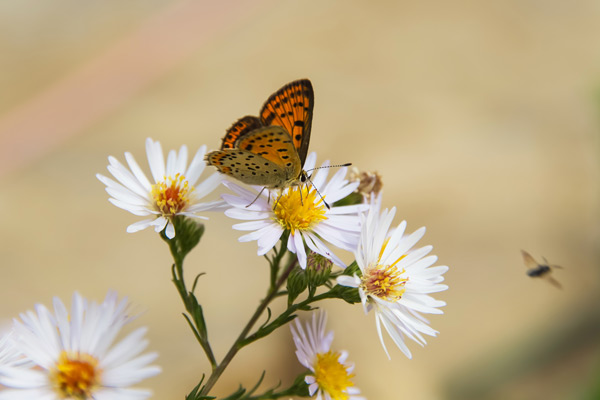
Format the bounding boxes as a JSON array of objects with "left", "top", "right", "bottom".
[{"left": 521, "top": 250, "right": 563, "bottom": 288}]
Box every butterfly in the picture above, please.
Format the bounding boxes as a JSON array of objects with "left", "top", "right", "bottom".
[
  {"left": 205, "top": 79, "right": 314, "bottom": 191},
  {"left": 521, "top": 250, "right": 563, "bottom": 289}
]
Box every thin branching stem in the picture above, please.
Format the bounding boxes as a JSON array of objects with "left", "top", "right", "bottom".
[
  {"left": 168, "top": 239, "right": 217, "bottom": 368},
  {"left": 199, "top": 235, "right": 295, "bottom": 396}
]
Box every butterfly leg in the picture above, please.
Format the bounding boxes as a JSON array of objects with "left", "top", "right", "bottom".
[
  {"left": 246, "top": 187, "right": 267, "bottom": 208},
  {"left": 272, "top": 189, "right": 287, "bottom": 210}
]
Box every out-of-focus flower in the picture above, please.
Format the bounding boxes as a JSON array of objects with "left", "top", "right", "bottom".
[
  {"left": 97, "top": 138, "right": 224, "bottom": 238},
  {"left": 0, "top": 292, "right": 161, "bottom": 399},
  {"left": 290, "top": 311, "right": 364, "bottom": 400}
]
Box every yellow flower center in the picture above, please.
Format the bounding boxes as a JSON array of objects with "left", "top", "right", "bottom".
[
  {"left": 361, "top": 263, "right": 408, "bottom": 302},
  {"left": 50, "top": 351, "right": 100, "bottom": 399},
  {"left": 151, "top": 174, "right": 192, "bottom": 217},
  {"left": 273, "top": 186, "right": 327, "bottom": 234},
  {"left": 313, "top": 351, "right": 355, "bottom": 400}
]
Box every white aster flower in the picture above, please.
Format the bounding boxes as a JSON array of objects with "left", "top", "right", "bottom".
[
  {"left": 97, "top": 138, "right": 224, "bottom": 239},
  {"left": 0, "top": 292, "right": 161, "bottom": 400},
  {"left": 222, "top": 153, "right": 365, "bottom": 269},
  {"left": 290, "top": 311, "right": 364, "bottom": 400},
  {"left": 337, "top": 199, "right": 448, "bottom": 359}
]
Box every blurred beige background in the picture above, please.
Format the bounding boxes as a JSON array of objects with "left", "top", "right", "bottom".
[{"left": 1, "top": 1, "right": 599, "bottom": 399}]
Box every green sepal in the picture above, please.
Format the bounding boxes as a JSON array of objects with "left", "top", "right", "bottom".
[
  {"left": 288, "top": 372, "right": 311, "bottom": 397},
  {"left": 340, "top": 260, "right": 360, "bottom": 276},
  {"left": 329, "top": 260, "right": 361, "bottom": 304},
  {"left": 161, "top": 215, "right": 205, "bottom": 263},
  {"left": 305, "top": 254, "right": 333, "bottom": 290},
  {"left": 331, "top": 284, "right": 361, "bottom": 304},
  {"left": 286, "top": 266, "right": 308, "bottom": 305}
]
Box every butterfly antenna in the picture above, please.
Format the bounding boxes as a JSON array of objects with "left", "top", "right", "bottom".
[
  {"left": 303, "top": 162, "right": 352, "bottom": 174},
  {"left": 303, "top": 174, "right": 330, "bottom": 210},
  {"left": 246, "top": 187, "right": 267, "bottom": 208},
  {"left": 300, "top": 162, "right": 351, "bottom": 210}
]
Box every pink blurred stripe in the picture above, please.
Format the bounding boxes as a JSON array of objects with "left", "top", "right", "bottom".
[{"left": 0, "top": 0, "right": 265, "bottom": 176}]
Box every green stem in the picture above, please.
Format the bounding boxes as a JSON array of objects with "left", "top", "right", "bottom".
[
  {"left": 241, "top": 289, "right": 336, "bottom": 347},
  {"left": 168, "top": 240, "right": 217, "bottom": 368},
  {"left": 199, "top": 242, "right": 296, "bottom": 396},
  {"left": 269, "top": 232, "right": 289, "bottom": 289}
]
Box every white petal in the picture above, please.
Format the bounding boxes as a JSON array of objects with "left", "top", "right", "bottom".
[
  {"left": 225, "top": 208, "right": 271, "bottom": 221},
  {"left": 232, "top": 220, "right": 273, "bottom": 231},
  {"left": 124, "top": 152, "right": 152, "bottom": 192},
  {"left": 291, "top": 233, "right": 307, "bottom": 269},
  {"left": 164, "top": 222, "right": 175, "bottom": 238},
  {"left": 304, "top": 233, "right": 345, "bottom": 267},
  {"left": 175, "top": 145, "right": 189, "bottom": 175},
  {"left": 108, "top": 199, "right": 153, "bottom": 216},
  {"left": 146, "top": 138, "right": 165, "bottom": 183},
  {"left": 336, "top": 275, "right": 359, "bottom": 288},
  {"left": 106, "top": 160, "right": 149, "bottom": 199},
  {"left": 126, "top": 219, "right": 155, "bottom": 233},
  {"left": 186, "top": 200, "right": 227, "bottom": 213},
  {"left": 192, "top": 172, "right": 222, "bottom": 200},
  {"left": 0, "top": 388, "right": 55, "bottom": 400},
  {"left": 256, "top": 226, "right": 285, "bottom": 253},
  {"left": 185, "top": 145, "right": 207, "bottom": 185}
]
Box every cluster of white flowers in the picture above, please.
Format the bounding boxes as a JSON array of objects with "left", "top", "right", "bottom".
[{"left": 94, "top": 138, "right": 449, "bottom": 399}]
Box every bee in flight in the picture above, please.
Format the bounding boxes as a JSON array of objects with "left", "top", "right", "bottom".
[{"left": 521, "top": 250, "right": 563, "bottom": 288}]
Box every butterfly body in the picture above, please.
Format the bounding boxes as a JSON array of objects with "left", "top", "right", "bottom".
[{"left": 205, "top": 79, "right": 314, "bottom": 189}]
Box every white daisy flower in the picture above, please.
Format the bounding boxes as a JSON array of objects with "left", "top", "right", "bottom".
[
  {"left": 290, "top": 311, "right": 364, "bottom": 400},
  {"left": 97, "top": 138, "right": 224, "bottom": 239},
  {"left": 337, "top": 199, "right": 448, "bottom": 359},
  {"left": 0, "top": 292, "right": 161, "bottom": 400},
  {"left": 222, "top": 153, "right": 366, "bottom": 269}
]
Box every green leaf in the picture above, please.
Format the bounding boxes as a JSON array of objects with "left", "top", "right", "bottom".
[
  {"left": 219, "top": 371, "right": 310, "bottom": 399},
  {"left": 240, "top": 314, "right": 298, "bottom": 347},
  {"left": 220, "top": 385, "right": 247, "bottom": 400},
  {"left": 188, "top": 291, "right": 208, "bottom": 340},
  {"left": 185, "top": 376, "right": 215, "bottom": 400},
  {"left": 332, "top": 191, "right": 363, "bottom": 207}
]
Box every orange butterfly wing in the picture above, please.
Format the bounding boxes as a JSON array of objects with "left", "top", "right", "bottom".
[
  {"left": 235, "top": 126, "right": 301, "bottom": 180},
  {"left": 220, "top": 116, "right": 262, "bottom": 150},
  {"left": 259, "top": 79, "right": 314, "bottom": 165}
]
